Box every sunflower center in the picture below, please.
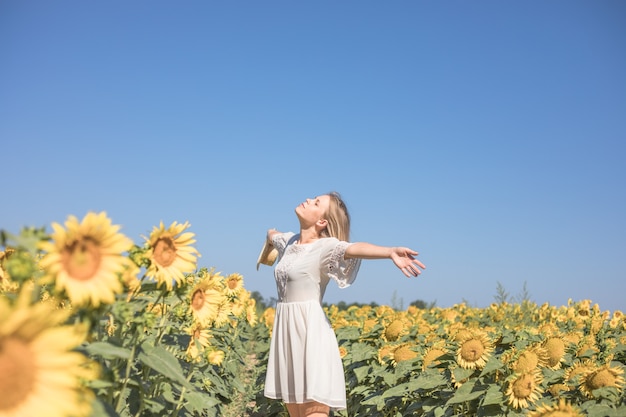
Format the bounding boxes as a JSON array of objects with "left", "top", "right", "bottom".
[
  {"left": 191, "top": 290, "right": 206, "bottom": 310},
  {"left": 587, "top": 369, "right": 616, "bottom": 389},
  {"left": 227, "top": 279, "right": 238, "bottom": 290},
  {"left": 512, "top": 374, "right": 534, "bottom": 398},
  {"left": 62, "top": 238, "right": 101, "bottom": 281},
  {"left": 460, "top": 339, "right": 484, "bottom": 362},
  {"left": 153, "top": 237, "right": 176, "bottom": 267},
  {"left": 515, "top": 352, "right": 538, "bottom": 372},
  {"left": 385, "top": 320, "right": 404, "bottom": 341},
  {"left": 545, "top": 338, "right": 565, "bottom": 367},
  {"left": 0, "top": 337, "right": 36, "bottom": 410}
]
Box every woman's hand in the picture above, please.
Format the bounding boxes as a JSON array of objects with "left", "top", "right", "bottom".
[
  {"left": 266, "top": 228, "right": 280, "bottom": 244},
  {"left": 390, "top": 247, "right": 426, "bottom": 278}
]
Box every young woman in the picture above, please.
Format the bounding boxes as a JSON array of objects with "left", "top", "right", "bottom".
[{"left": 262, "top": 192, "right": 426, "bottom": 417}]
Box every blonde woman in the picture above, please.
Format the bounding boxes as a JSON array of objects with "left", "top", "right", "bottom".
[{"left": 262, "top": 192, "right": 426, "bottom": 417}]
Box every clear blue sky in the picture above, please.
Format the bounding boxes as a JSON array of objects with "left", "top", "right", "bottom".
[{"left": 2, "top": 1, "right": 625, "bottom": 312}]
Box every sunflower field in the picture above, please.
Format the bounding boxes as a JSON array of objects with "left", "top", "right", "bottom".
[{"left": 1, "top": 212, "right": 625, "bottom": 417}]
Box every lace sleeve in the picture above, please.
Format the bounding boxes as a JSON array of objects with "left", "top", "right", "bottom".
[
  {"left": 322, "top": 240, "right": 361, "bottom": 289},
  {"left": 271, "top": 232, "right": 295, "bottom": 257}
]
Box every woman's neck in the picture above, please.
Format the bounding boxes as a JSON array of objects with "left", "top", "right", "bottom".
[{"left": 298, "top": 229, "right": 320, "bottom": 244}]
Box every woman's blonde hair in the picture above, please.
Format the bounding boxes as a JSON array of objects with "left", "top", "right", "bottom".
[{"left": 321, "top": 191, "right": 351, "bottom": 242}]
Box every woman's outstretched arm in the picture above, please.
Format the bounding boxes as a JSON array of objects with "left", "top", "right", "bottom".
[{"left": 345, "top": 242, "right": 426, "bottom": 278}]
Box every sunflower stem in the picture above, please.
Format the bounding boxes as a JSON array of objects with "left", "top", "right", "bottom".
[{"left": 116, "top": 343, "right": 137, "bottom": 413}]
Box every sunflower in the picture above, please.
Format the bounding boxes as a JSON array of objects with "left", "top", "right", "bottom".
[
  {"left": 212, "top": 300, "right": 232, "bottom": 328},
  {"left": 185, "top": 324, "right": 212, "bottom": 361},
  {"left": 543, "top": 335, "right": 567, "bottom": 369},
  {"left": 338, "top": 346, "right": 348, "bottom": 359},
  {"left": 512, "top": 344, "right": 549, "bottom": 373},
  {"left": 377, "top": 344, "right": 394, "bottom": 365},
  {"left": 223, "top": 273, "right": 244, "bottom": 297},
  {"left": 246, "top": 300, "right": 258, "bottom": 326},
  {"left": 505, "top": 370, "right": 544, "bottom": 409},
  {"left": 392, "top": 343, "right": 417, "bottom": 365},
  {"left": 145, "top": 221, "right": 200, "bottom": 290},
  {"left": 564, "top": 359, "right": 595, "bottom": 388},
  {"left": 0, "top": 291, "right": 97, "bottom": 417},
  {"left": 456, "top": 330, "right": 493, "bottom": 370},
  {"left": 263, "top": 307, "right": 276, "bottom": 329},
  {"left": 39, "top": 212, "right": 133, "bottom": 307},
  {"left": 207, "top": 349, "right": 225, "bottom": 366},
  {"left": 527, "top": 399, "right": 584, "bottom": 417},
  {"left": 362, "top": 318, "right": 379, "bottom": 334},
  {"left": 0, "top": 248, "right": 19, "bottom": 293},
  {"left": 383, "top": 319, "right": 407, "bottom": 342},
  {"left": 422, "top": 344, "right": 447, "bottom": 371},
  {"left": 579, "top": 363, "right": 625, "bottom": 398},
  {"left": 189, "top": 273, "right": 226, "bottom": 326}
]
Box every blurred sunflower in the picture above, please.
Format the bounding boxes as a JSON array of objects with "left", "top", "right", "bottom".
[
  {"left": 579, "top": 363, "right": 625, "bottom": 398},
  {"left": 189, "top": 277, "right": 226, "bottom": 326},
  {"left": 0, "top": 291, "right": 97, "bottom": 417},
  {"left": 0, "top": 249, "right": 19, "bottom": 293},
  {"left": 224, "top": 273, "right": 244, "bottom": 297},
  {"left": 338, "top": 346, "right": 348, "bottom": 359},
  {"left": 505, "top": 370, "right": 544, "bottom": 409},
  {"left": 145, "top": 221, "right": 200, "bottom": 290},
  {"left": 392, "top": 343, "right": 417, "bottom": 366},
  {"left": 564, "top": 359, "right": 595, "bottom": 388},
  {"left": 185, "top": 324, "right": 212, "bottom": 361},
  {"left": 377, "top": 344, "right": 394, "bottom": 365},
  {"left": 212, "top": 299, "right": 232, "bottom": 327},
  {"left": 422, "top": 344, "right": 447, "bottom": 371},
  {"left": 527, "top": 399, "right": 584, "bottom": 417},
  {"left": 512, "top": 344, "right": 549, "bottom": 373},
  {"left": 263, "top": 307, "right": 276, "bottom": 329},
  {"left": 246, "top": 299, "right": 258, "bottom": 326},
  {"left": 39, "top": 212, "right": 132, "bottom": 307},
  {"left": 456, "top": 330, "right": 493, "bottom": 370},
  {"left": 382, "top": 319, "right": 407, "bottom": 342},
  {"left": 543, "top": 335, "right": 567, "bottom": 369},
  {"left": 207, "top": 349, "right": 225, "bottom": 366},
  {"left": 362, "top": 318, "right": 378, "bottom": 334}
]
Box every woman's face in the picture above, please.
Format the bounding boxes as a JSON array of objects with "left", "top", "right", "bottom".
[{"left": 295, "top": 195, "right": 331, "bottom": 226}]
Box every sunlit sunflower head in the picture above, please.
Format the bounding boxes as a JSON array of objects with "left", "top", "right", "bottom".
[
  {"left": 185, "top": 324, "right": 212, "bottom": 361},
  {"left": 543, "top": 335, "right": 567, "bottom": 369},
  {"left": 527, "top": 399, "right": 584, "bottom": 417},
  {"left": 392, "top": 343, "right": 417, "bottom": 366},
  {"left": 512, "top": 344, "right": 549, "bottom": 373},
  {"left": 263, "top": 307, "right": 275, "bottom": 328},
  {"left": 579, "top": 363, "right": 625, "bottom": 398},
  {"left": 377, "top": 344, "right": 394, "bottom": 365},
  {"left": 223, "top": 273, "right": 244, "bottom": 298},
  {"left": 38, "top": 212, "right": 133, "bottom": 308},
  {"left": 246, "top": 302, "right": 258, "bottom": 326},
  {"left": 145, "top": 221, "right": 200, "bottom": 290},
  {"left": 0, "top": 290, "right": 97, "bottom": 417},
  {"left": 212, "top": 299, "right": 232, "bottom": 328},
  {"left": 362, "top": 318, "right": 379, "bottom": 334},
  {"left": 505, "top": 370, "right": 544, "bottom": 409},
  {"left": 383, "top": 319, "right": 407, "bottom": 342},
  {"left": 189, "top": 277, "right": 226, "bottom": 327},
  {"left": 207, "top": 349, "right": 225, "bottom": 366},
  {"left": 456, "top": 331, "right": 493, "bottom": 370},
  {"left": 564, "top": 359, "right": 595, "bottom": 388},
  {"left": 422, "top": 344, "right": 447, "bottom": 371}
]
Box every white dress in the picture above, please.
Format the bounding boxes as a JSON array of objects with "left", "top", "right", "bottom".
[{"left": 263, "top": 232, "right": 361, "bottom": 410}]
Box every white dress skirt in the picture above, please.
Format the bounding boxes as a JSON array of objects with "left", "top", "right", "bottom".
[{"left": 263, "top": 232, "right": 361, "bottom": 410}]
